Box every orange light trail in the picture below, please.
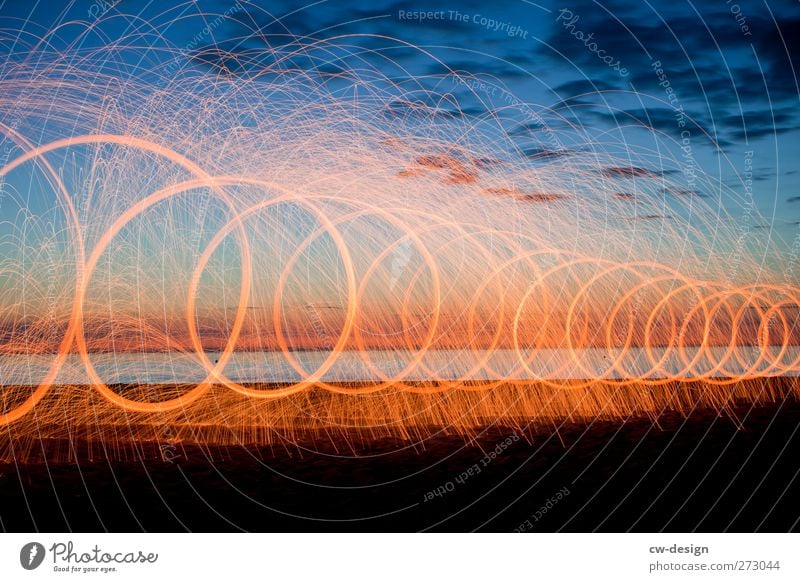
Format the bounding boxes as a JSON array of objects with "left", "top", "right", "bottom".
[{"left": 0, "top": 30, "right": 797, "bottom": 458}]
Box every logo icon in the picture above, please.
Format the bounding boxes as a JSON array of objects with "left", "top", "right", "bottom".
[{"left": 20, "top": 542, "right": 46, "bottom": 570}]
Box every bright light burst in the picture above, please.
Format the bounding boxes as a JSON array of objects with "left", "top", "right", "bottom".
[{"left": 0, "top": 12, "right": 797, "bottom": 458}]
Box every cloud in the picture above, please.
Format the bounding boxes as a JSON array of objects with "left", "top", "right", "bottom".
[
  {"left": 397, "top": 153, "right": 481, "bottom": 185},
  {"left": 631, "top": 213, "right": 672, "bottom": 221},
  {"left": 598, "top": 107, "right": 705, "bottom": 133},
  {"left": 483, "top": 187, "right": 568, "bottom": 202},
  {"left": 551, "top": 79, "right": 618, "bottom": 97},
  {"left": 601, "top": 166, "right": 661, "bottom": 178},
  {"left": 543, "top": 0, "right": 800, "bottom": 144},
  {"left": 471, "top": 157, "right": 504, "bottom": 168},
  {"left": 718, "top": 107, "right": 800, "bottom": 141},
  {"left": 523, "top": 147, "right": 573, "bottom": 160},
  {"left": 663, "top": 188, "right": 708, "bottom": 198},
  {"left": 509, "top": 121, "right": 546, "bottom": 135}
]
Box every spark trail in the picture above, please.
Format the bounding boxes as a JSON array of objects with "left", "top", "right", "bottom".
[{"left": 0, "top": 11, "right": 796, "bottom": 457}]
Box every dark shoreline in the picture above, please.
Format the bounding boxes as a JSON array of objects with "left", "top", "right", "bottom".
[{"left": 2, "top": 400, "right": 800, "bottom": 532}]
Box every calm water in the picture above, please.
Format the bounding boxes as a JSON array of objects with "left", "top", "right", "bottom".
[{"left": 1, "top": 347, "right": 797, "bottom": 385}]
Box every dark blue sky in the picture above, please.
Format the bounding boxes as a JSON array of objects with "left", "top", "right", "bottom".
[{"left": 1, "top": 0, "right": 798, "bottom": 246}]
